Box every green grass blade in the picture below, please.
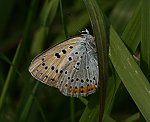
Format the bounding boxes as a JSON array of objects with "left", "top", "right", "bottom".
[
  {"left": 141, "top": 0, "right": 150, "bottom": 79},
  {"left": 80, "top": 105, "right": 99, "bottom": 122},
  {"left": 83, "top": 0, "right": 109, "bottom": 121},
  {"left": 0, "top": 41, "right": 22, "bottom": 112},
  {"left": 79, "top": 95, "right": 99, "bottom": 122},
  {"left": 35, "top": 98, "right": 48, "bottom": 122},
  {"left": 0, "top": 0, "right": 38, "bottom": 114},
  {"left": 122, "top": 113, "right": 140, "bottom": 122},
  {"left": 19, "top": 0, "right": 60, "bottom": 121},
  {"left": 110, "top": 0, "right": 140, "bottom": 35},
  {"left": 60, "top": 1, "right": 75, "bottom": 121},
  {"left": 19, "top": 82, "right": 39, "bottom": 122},
  {"left": 109, "top": 26, "right": 150, "bottom": 122},
  {"left": 31, "top": 27, "right": 48, "bottom": 55},
  {"left": 70, "top": 97, "right": 75, "bottom": 122},
  {"left": 121, "top": 0, "right": 141, "bottom": 53},
  {"left": 40, "top": 0, "right": 59, "bottom": 26},
  {"left": 103, "top": 115, "right": 116, "bottom": 122},
  {"left": 79, "top": 97, "right": 88, "bottom": 105},
  {"left": 60, "top": 0, "right": 68, "bottom": 38},
  {"left": 30, "top": 0, "right": 59, "bottom": 55},
  {"left": 104, "top": 72, "right": 121, "bottom": 116}
]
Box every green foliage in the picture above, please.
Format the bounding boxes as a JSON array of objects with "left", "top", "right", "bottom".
[{"left": 0, "top": 0, "right": 150, "bottom": 122}]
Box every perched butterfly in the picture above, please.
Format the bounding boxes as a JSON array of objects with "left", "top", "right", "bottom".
[{"left": 29, "top": 29, "right": 99, "bottom": 97}]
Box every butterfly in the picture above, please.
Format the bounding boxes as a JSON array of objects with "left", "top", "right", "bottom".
[{"left": 29, "top": 29, "right": 99, "bottom": 97}]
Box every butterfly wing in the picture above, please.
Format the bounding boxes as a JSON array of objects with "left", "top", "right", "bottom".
[
  {"left": 29, "top": 37, "right": 81, "bottom": 87},
  {"left": 57, "top": 41, "right": 99, "bottom": 97},
  {"left": 29, "top": 35, "right": 99, "bottom": 97}
]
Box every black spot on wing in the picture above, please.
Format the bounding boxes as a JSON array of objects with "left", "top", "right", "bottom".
[
  {"left": 62, "top": 49, "right": 66, "bottom": 54},
  {"left": 69, "top": 46, "right": 73, "bottom": 49},
  {"left": 51, "top": 66, "right": 55, "bottom": 70},
  {"left": 55, "top": 53, "right": 61, "bottom": 58},
  {"left": 68, "top": 57, "right": 72, "bottom": 61}
]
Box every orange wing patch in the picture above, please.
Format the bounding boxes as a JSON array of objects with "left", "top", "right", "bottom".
[{"left": 68, "top": 84, "right": 97, "bottom": 93}]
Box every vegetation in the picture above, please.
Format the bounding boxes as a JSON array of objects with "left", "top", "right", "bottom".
[{"left": 0, "top": 0, "right": 150, "bottom": 122}]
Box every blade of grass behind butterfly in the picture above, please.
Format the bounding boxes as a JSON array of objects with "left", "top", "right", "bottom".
[
  {"left": 82, "top": 0, "right": 109, "bottom": 122},
  {"left": 105, "top": 1, "right": 142, "bottom": 120},
  {"left": 79, "top": 76, "right": 118, "bottom": 122},
  {"left": 0, "top": 0, "right": 39, "bottom": 114},
  {"left": 122, "top": 113, "right": 140, "bottom": 122},
  {"left": 31, "top": 0, "right": 59, "bottom": 55},
  {"left": 60, "top": 1, "right": 75, "bottom": 122},
  {"left": 81, "top": 0, "right": 145, "bottom": 121},
  {"left": 19, "top": 82, "right": 39, "bottom": 122},
  {"left": 109, "top": 26, "right": 150, "bottom": 122},
  {"left": 107, "top": 1, "right": 141, "bottom": 120},
  {"left": 0, "top": 53, "right": 12, "bottom": 82},
  {"left": 140, "top": 0, "right": 150, "bottom": 120},
  {"left": 107, "top": 1, "right": 141, "bottom": 121},
  {"left": 79, "top": 94, "right": 99, "bottom": 122},
  {"left": 53, "top": 11, "right": 90, "bottom": 45},
  {"left": 79, "top": 65, "right": 119, "bottom": 122},
  {"left": 51, "top": 0, "right": 90, "bottom": 45},
  {"left": 113, "top": 0, "right": 150, "bottom": 120},
  {"left": 19, "top": 0, "right": 59, "bottom": 121},
  {"left": 0, "top": 41, "right": 22, "bottom": 114},
  {"left": 121, "top": 0, "right": 141, "bottom": 53},
  {"left": 141, "top": 0, "right": 150, "bottom": 80},
  {"left": 110, "top": 0, "right": 140, "bottom": 35}
]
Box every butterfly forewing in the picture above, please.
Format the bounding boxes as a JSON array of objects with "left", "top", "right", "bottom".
[
  {"left": 29, "top": 37, "right": 80, "bottom": 86},
  {"left": 29, "top": 31, "right": 99, "bottom": 97}
]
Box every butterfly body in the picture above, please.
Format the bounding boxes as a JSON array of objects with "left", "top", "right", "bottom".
[{"left": 29, "top": 30, "right": 99, "bottom": 97}]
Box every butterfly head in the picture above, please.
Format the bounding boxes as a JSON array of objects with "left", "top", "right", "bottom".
[
  {"left": 81, "top": 29, "right": 89, "bottom": 35},
  {"left": 80, "top": 29, "right": 95, "bottom": 48}
]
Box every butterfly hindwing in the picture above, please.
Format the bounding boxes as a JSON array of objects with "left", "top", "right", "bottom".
[{"left": 57, "top": 39, "right": 99, "bottom": 97}]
